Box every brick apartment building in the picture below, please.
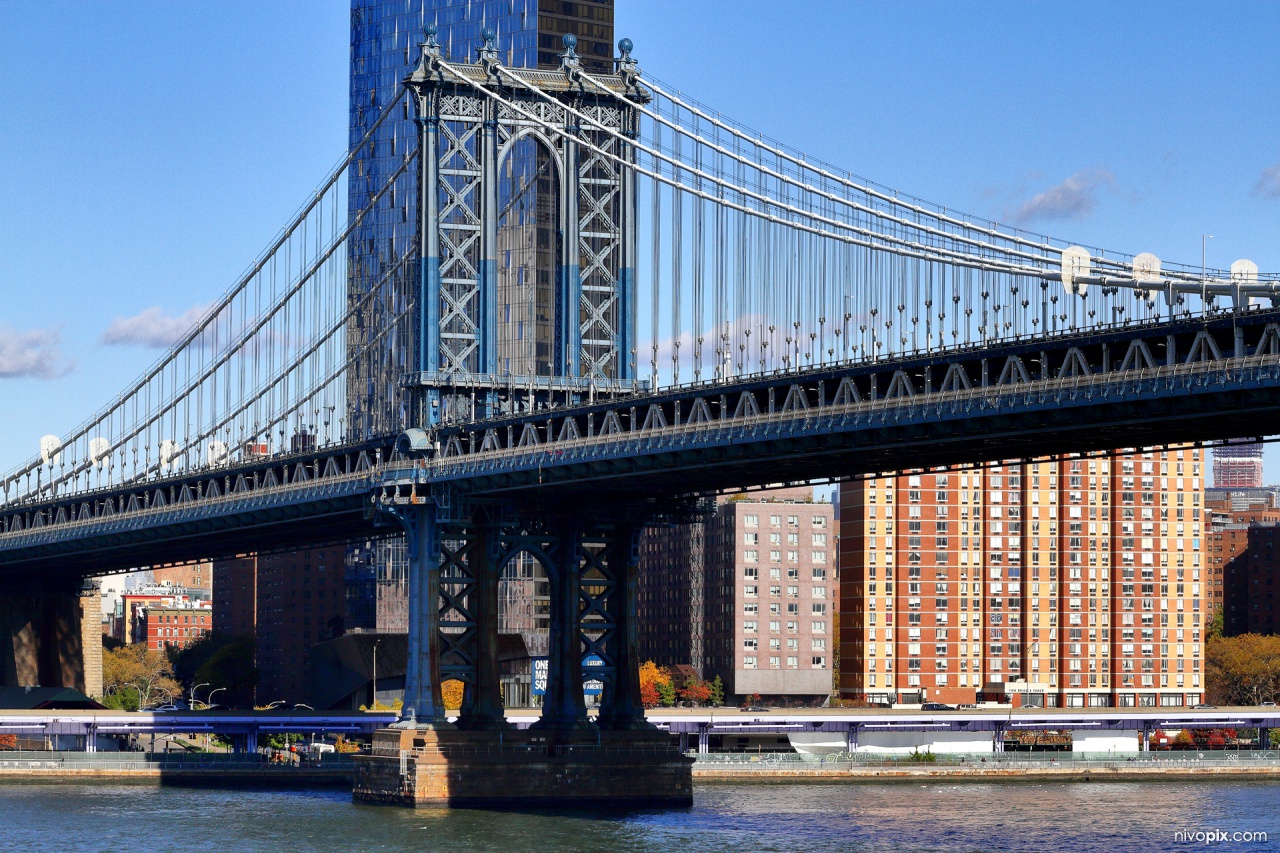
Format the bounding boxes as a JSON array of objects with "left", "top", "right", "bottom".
[
  {"left": 839, "top": 447, "right": 1207, "bottom": 709},
  {"left": 1206, "top": 492, "right": 1280, "bottom": 629},
  {"left": 640, "top": 487, "right": 835, "bottom": 704},
  {"left": 224, "top": 547, "right": 346, "bottom": 705},
  {"left": 139, "top": 603, "right": 212, "bottom": 652}
]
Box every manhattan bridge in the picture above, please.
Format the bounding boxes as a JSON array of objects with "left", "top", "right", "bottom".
[{"left": 1, "top": 29, "right": 1278, "bottom": 746}]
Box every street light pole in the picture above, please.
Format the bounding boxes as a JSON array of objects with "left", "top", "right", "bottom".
[
  {"left": 372, "top": 639, "right": 381, "bottom": 711},
  {"left": 189, "top": 682, "right": 209, "bottom": 709},
  {"left": 1202, "top": 234, "right": 1214, "bottom": 312}
]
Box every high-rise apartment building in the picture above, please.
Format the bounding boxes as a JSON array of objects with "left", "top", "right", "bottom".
[
  {"left": 212, "top": 555, "right": 258, "bottom": 638},
  {"left": 255, "top": 546, "right": 348, "bottom": 704},
  {"left": 640, "top": 488, "right": 835, "bottom": 704},
  {"left": 345, "top": 0, "right": 616, "bottom": 634},
  {"left": 839, "top": 448, "right": 1207, "bottom": 709},
  {"left": 1223, "top": 523, "right": 1280, "bottom": 636},
  {"left": 1212, "top": 439, "right": 1265, "bottom": 489},
  {"left": 1205, "top": 494, "right": 1280, "bottom": 624}
]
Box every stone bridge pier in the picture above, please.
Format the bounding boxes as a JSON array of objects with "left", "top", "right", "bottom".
[
  {"left": 353, "top": 500, "right": 693, "bottom": 808},
  {"left": 0, "top": 576, "right": 98, "bottom": 694}
]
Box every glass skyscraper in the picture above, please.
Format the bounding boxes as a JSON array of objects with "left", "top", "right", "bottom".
[{"left": 345, "top": 0, "right": 615, "bottom": 633}]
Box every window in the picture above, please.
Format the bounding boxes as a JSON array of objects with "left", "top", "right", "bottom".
[
  {"left": 812, "top": 604, "right": 827, "bottom": 616},
  {"left": 743, "top": 603, "right": 758, "bottom": 615},
  {"left": 769, "top": 620, "right": 781, "bottom": 632},
  {"left": 770, "top": 585, "right": 781, "bottom": 597},
  {"left": 744, "top": 655, "right": 757, "bottom": 669},
  {"left": 788, "top": 515, "right": 799, "bottom": 527},
  {"left": 744, "top": 620, "right": 758, "bottom": 633},
  {"left": 744, "top": 585, "right": 758, "bottom": 597},
  {"left": 812, "top": 656, "right": 826, "bottom": 669},
  {"left": 812, "top": 516, "right": 826, "bottom": 528},
  {"left": 788, "top": 550, "right": 799, "bottom": 563},
  {"left": 812, "top": 533, "right": 827, "bottom": 546},
  {"left": 770, "top": 515, "right": 781, "bottom": 527},
  {"left": 813, "top": 551, "right": 827, "bottom": 563},
  {"left": 744, "top": 533, "right": 759, "bottom": 545},
  {"left": 787, "top": 655, "right": 799, "bottom": 669},
  {"left": 787, "top": 620, "right": 799, "bottom": 633},
  {"left": 744, "top": 550, "right": 759, "bottom": 563},
  {"left": 769, "top": 656, "right": 781, "bottom": 669},
  {"left": 787, "top": 585, "right": 800, "bottom": 598},
  {"left": 743, "top": 567, "right": 758, "bottom": 579},
  {"left": 812, "top": 638, "right": 827, "bottom": 651},
  {"left": 812, "top": 568, "right": 827, "bottom": 580},
  {"left": 745, "top": 514, "right": 759, "bottom": 528},
  {"left": 743, "top": 638, "right": 758, "bottom": 650},
  {"left": 812, "top": 621, "right": 827, "bottom": 634},
  {"left": 813, "top": 586, "right": 827, "bottom": 599}
]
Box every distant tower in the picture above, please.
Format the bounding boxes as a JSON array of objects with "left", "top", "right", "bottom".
[{"left": 1213, "top": 439, "right": 1265, "bottom": 489}]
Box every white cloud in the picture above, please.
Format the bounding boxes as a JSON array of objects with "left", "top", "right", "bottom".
[
  {"left": 101, "top": 305, "right": 210, "bottom": 348},
  {"left": 1255, "top": 164, "right": 1280, "bottom": 200},
  {"left": 0, "top": 326, "right": 72, "bottom": 379},
  {"left": 1011, "top": 168, "right": 1115, "bottom": 224}
]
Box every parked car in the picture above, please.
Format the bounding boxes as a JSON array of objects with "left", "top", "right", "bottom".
[
  {"left": 1192, "top": 703, "right": 1217, "bottom": 710},
  {"left": 1260, "top": 701, "right": 1276, "bottom": 707},
  {"left": 150, "top": 703, "right": 186, "bottom": 713},
  {"left": 743, "top": 705, "right": 770, "bottom": 712},
  {"left": 921, "top": 702, "right": 956, "bottom": 711}
]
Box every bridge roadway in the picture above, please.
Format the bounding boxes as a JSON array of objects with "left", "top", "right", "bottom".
[
  {"left": 5, "top": 308, "right": 1280, "bottom": 576},
  {"left": 3, "top": 707, "right": 1273, "bottom": 749}
]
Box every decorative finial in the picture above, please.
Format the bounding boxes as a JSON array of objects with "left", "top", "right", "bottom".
[
  {"left": 616, "top": 36, "right": 640, "bottom": 86},
  {"left": 415, "top": 22, "right": 442, "bottom": 73},
  {"left": 477, "top": 25, "right": 500, "bottom": 71},
  {"left": 559, "top": 31, "right": 581, "bottom": 75}
]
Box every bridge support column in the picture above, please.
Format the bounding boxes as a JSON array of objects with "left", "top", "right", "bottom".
[
  {"left": 400, "top": 505, "right": 449, "bottom": 728},
  {"left": 532, "top": 520, "right": 591, "bottom": 732},
  {"left": 1259, "top": 727, "right": 1270, "bottom": 751},
  {"left": 0, "top": 579, "right": 86, "bottom": 692},
  {"left": 597, "top": 522, "right": 651, "bottom": 731},
  {"left": 455, "top": 520, "right": 507, "bottom": 730}
]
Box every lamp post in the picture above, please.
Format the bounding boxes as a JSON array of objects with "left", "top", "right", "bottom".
[
  {"left": 372, "top": 639, "right": 381, "bottom": 711},
  {"left": 1202, "top": 234, "right": 1214, "bottom": 312},
  {"left": 206, "top": 687, "right": 226, "bottom": 709},
  {"left": 189, "top": 682, "right": 209, "bottom": 710}
]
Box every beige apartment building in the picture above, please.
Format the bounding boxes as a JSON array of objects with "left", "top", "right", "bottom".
[
  {"left": 641, "top": 487, "right": 835, "bottom": 704},
  {"left": 839, "top": 447, "right": 1206, "bottom": 709}
]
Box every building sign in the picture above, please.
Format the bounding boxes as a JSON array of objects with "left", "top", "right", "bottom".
[{"left": 531, "top": 655, "right": 605, "bottom": 696}]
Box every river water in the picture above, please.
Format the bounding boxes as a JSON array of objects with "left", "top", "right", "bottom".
[{"left": 2, "top": 780, "right": 1277, "bottom": 852}]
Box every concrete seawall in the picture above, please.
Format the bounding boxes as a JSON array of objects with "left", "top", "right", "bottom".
[{"left": 694, "top": 760, "right": 1280, "bottom": 782}]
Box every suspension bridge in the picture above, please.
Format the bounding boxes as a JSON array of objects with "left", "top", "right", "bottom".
[{"left": 2, "top": 28, "right": 1278, "bottom": 804}]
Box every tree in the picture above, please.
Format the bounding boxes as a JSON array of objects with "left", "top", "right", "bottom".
[
  {"left": 441, "top": 679, "right": 464, "bottom": 711},
  {"left": 1205, "top": 633, "right": 1280, "bottom": 706},
  {"left": 638, "top": 661, "right": 669, "bottom": 709},
  {"left": 103, "top": 644, "right": 181, "bottom": 711},
  {"left": 1207, "top": 608, "right": 1225, "bottom": 642},
  {"left": 656, "top": 677, "right": 677, "bottom": 708},
  {"left": 1172, "top": 730, "right": 1195, "bottom": 750},
  {"left": 194, "top": 639, "right": 257, "bottom": 709},
  {"left": 709, "top": 676, "right": 725, "bottom": 707},
  {"left": 678, "top": 677, "right": 712, "bottom": 706}
]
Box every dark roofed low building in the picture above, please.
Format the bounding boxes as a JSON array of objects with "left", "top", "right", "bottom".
[{"left": 0, "top": 686, "right": 105, "bottom": 710}]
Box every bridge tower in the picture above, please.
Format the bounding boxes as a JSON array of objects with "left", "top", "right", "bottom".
[
  {"left": 404, "top": 25, "right": 644, "bottom": 429},
  {"left": 354, "top": 29, "right": 692, "bottom": 807}
]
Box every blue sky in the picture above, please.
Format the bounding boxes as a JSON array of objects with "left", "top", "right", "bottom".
[{"left": 1, "top": 1, "right": 1277, "bottom": 478}]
